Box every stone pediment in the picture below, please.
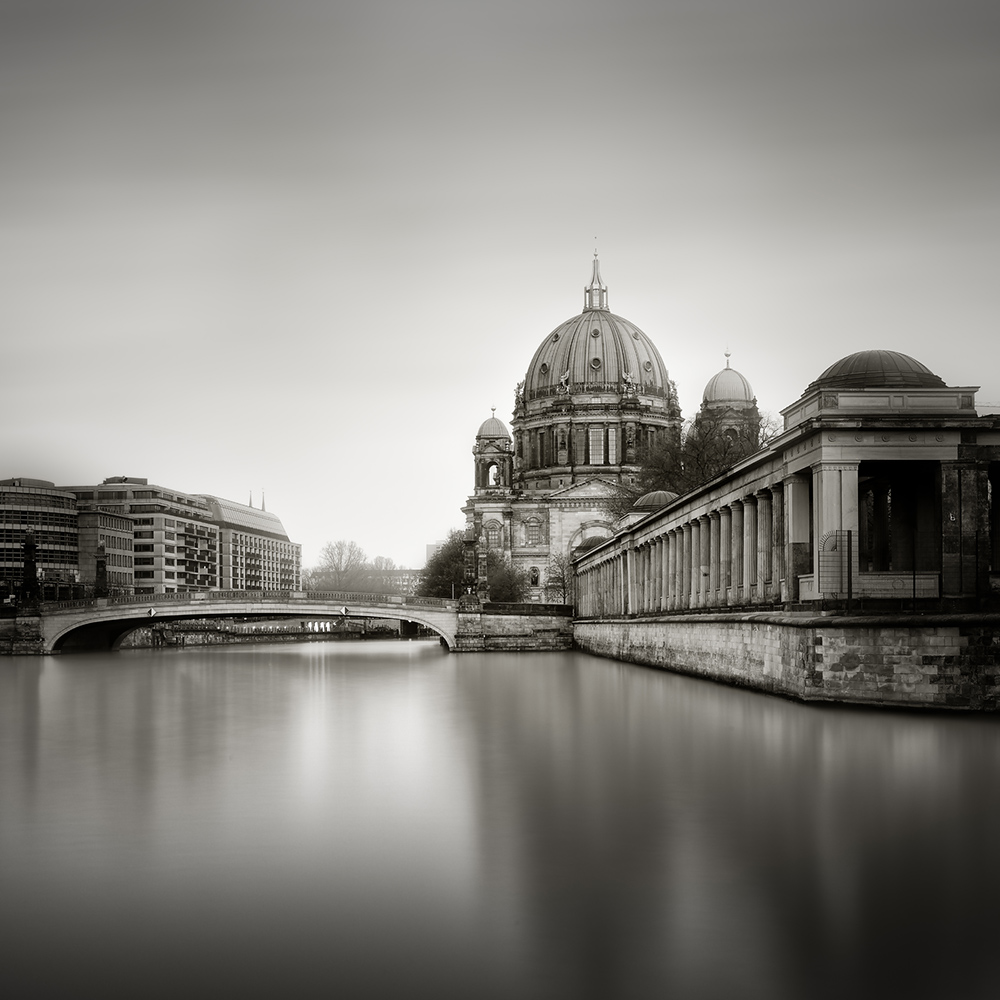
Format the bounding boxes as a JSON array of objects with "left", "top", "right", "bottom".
[{"left": 547, "top": 478, "right": 620, "bottom": 500}]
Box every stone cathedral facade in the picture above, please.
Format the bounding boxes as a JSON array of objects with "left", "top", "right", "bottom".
[{"left": 463, "top": 256, "right": 758, "bottom": 601}]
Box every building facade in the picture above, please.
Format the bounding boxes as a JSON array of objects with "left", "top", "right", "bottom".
[
  {"left": 3, "top": 476, "right": 307, "bottom": 597},
  {"left": 76, "top": 508, "right": 134, "bottom": 594},
  {"left": 464, "top": 256, "right": 684, "bottom": 601},
  {"left": 199, "top": 495, "right": 301, "bottom": 591},
  {"left": 0, "top": 479, "right": 80, "bottom": 600}
]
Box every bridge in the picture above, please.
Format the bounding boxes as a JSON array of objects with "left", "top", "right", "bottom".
[{"left": 33, "top": 590, "right": 462, "bottom": 653}]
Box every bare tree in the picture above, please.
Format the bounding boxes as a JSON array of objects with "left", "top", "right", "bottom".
[
  {"left": 304, "top": 539, "right": 369, "bottom": 591},
  {"left": 636, "top": 409, "right": 774, "bottom": 497},
  {"left": 545, "top": 551, "right": 575, "bottom": 605},
  {"left": 366, "top": 555, "right": 399, "bottom": 594}
]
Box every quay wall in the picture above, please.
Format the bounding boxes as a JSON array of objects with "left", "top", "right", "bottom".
[
  {"left": 573, "top": 613, "right": 1000, "bottom": 710},
  {"left": 456, "top": 602, "right": 574, "bottom": 652},
  {"left": 0, "top": 614, "right": 43, "bottom": 655}
]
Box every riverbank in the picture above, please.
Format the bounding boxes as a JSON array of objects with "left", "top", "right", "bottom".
[{"left": 574, "top": 612, "right": 1000, "bottom": 710}]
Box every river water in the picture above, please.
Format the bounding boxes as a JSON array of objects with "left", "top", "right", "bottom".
[{"left": 2, "top": 641, "right": 999, "bottom": 999}]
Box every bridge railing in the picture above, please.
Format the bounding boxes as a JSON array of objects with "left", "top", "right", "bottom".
[{"left": 40, "top": 590, "right": 457, "bottom": 613}]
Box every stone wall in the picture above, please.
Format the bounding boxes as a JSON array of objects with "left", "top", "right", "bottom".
[
  {"left": 573, "top": 613, "right": 1000, "bottom": 710},
  {"left": 0, "top": 614, "right": 44, "bottom": 655},
  {"left": 456, "top": 603, "right": 574, "bottom": 652}
]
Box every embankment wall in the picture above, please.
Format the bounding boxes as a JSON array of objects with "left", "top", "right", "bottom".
[
  {"left": 573, "top": 613, "right": 1000, "bottom": 710},
  {"left": 456, "top": 603, "right": 574, "bottom": 652}
]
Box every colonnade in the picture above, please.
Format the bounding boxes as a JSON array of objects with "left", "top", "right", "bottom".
[{"left": 577, "top": 484, "right": 791, "bottom": 617}]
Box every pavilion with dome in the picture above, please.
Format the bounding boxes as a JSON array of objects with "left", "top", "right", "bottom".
[{"left": 573, "top": 344, "right": 1000, "bottom": 616}]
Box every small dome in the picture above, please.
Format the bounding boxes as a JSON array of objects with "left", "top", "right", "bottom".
[
  {"left": 808, "top": 351, "right": 946, "bottom": 392},
  {"left": 574, "top": 535, "right": 609, "bottom": 555},
  {"left": 703, "top": 354, "right": 755, "bottom": 405},
  {"left": 477, "top": 411, "right": 511, "bottom": 440},
  {"left": 633, "top": 489, "right": 678, "bottom": 512}
]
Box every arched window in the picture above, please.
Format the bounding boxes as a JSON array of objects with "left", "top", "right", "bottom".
[
  {"left": 529, "top": 566, "right": 540, "bottom": 586},
  {"left": 526, "top": 519, "right": 540, "bottom": 545},
  {"left": 485, "top": 522, "right": 501, "bottom": 548}
]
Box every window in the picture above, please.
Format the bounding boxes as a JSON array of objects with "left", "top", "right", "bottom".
[
  {"left": 526, "top": 520, "right": 540, "bottom": 545},
  {"left": 589, "top": 426, "right": 604, "bottom": 465},
  {"left": 485, "top": 523, "right": 501, "bottom": 548}
]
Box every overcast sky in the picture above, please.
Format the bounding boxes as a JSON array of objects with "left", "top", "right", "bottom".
[{"left": 2, "top": 0, "right": 997, "bottom": 569}]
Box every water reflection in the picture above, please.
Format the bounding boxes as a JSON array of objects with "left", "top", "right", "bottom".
[{"left": 1, "top": 644, "right": 998, "bottom": 999}]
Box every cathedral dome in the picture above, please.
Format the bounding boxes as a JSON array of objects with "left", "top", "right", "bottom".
[
  {"left": 703, "top": 353, "right": 755, "bottom": 406},
  {"left": 808, "top": 351, "right": 946, "bottom": 392},
  {"left": 522, "top": 256, "right": 671, "bottom": 403},
  {"left": 477, "top": 410, "right": 511, "bottom": 439}
]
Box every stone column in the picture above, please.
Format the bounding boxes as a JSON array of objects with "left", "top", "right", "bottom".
[
  {"left": 646, "top": 542, "right": 655, "bottom": 612},
  {"left": 811, "top": 463, "right": 860, "bottom": 595},
  {"left": 681, "top": 523, "right": 693, "bottom": 609},
  {"left": 731, "top": 501, "right": 744, "bottom": 604},
  {"left": 654, "top": 536, "right": 664, "bottom": 611},
  {"left": 708, "top": 511, "right": 721, "bottom": 607},
  {"left": 667, "top": 531, "right": 678, "bottom": 611},
  {"left": 770, "top": 484, "right": 785, "bottom": 602},
  {"left": 719, "top": 506, "right": 733, "bottom": 604},
  {"left": 756, "top": 489, "right": 772, "bottom": 603},
  {"left": 697, "top": 515, "right": 711, "bottom": 607},
  {"left": 784, "top": 474, "right": 811, "bottom": 602},
  {"left": 661, "top": 534, "right": 671, "bottom": 611},
  {"left": 743, "top": 495, "right": 757, "bottom": 601},
  {"left": 691, "top": 520, "right": 703, "bottom": 608}
]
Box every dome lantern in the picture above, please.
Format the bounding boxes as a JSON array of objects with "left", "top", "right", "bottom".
[{"left": 583, "top": 251, "right": 608, "bottom": 312}]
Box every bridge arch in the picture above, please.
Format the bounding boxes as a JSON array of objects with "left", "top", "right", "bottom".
[{"left": 40, "top": 593, "right": 461, "bottom": 654}]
